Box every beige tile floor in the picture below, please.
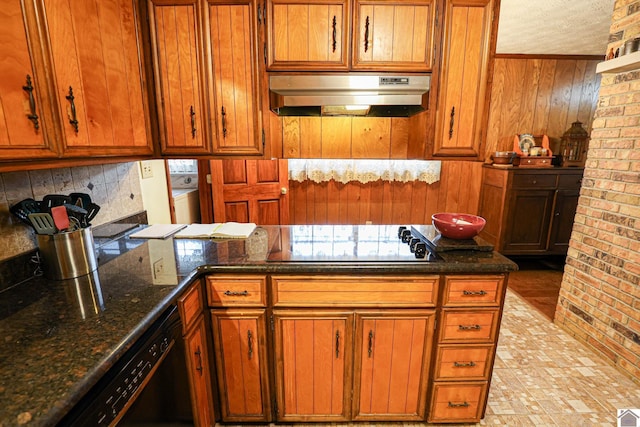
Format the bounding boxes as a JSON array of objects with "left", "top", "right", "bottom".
[{"left": 220, "top": 289, "right": 640, "bottom": 427}]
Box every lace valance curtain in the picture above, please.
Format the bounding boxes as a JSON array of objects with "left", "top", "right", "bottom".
[{"left": 288, "top": 159, "right": 441, "bottom": 184}]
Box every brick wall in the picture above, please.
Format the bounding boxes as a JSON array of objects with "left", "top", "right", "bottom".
[{"left": 554, "top": 1, "right": 640, "bottom": 384}]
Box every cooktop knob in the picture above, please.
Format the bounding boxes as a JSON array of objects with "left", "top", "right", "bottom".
[
  {"left": 414, "top": 242, "right": 427, "bottom": 258},
  {"left": 401, "top": 229, "right": 412, "bottom": 243},
  {"left": 409, "top": 238, "right": 420, "bottom": 252},
  {"left": 397, "top": 226, "right": 407, "bottom": 238}
]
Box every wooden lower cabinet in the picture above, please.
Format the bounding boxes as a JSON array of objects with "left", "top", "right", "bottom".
[
  {"left": 184, "top": 316, "right": 216, "bottom": 427},
  {"left": 203, "top": 272, "right": 507, "bottom": 424},
  {"left": 273, "top": 310, "right": 353, "bottom": 422},
  {"left": 210, "top": 309, "right": 271, "bottom": 422},
  {"left": 353, "top": 310, "right": 435, "bottom": 421}
]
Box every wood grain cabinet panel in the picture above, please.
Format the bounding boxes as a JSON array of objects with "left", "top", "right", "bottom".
[
  {"left": 206, "top": 275, "right": 267, "bottom": 307},
  {"left": 433, "top": 0, "right": 496, "bottom": 158},
  {"left": 428, "top": 382, "right": 487, "bottom": 423},
  {"left": 0, "top": 0, "right": 59, "bottom": 161},
  {"left": 272, "top": 275, "right": 438, "bottom": 307},
  {"left": 211, "top": 309, "right": 271, "bottom": 422},
  {"left": 442, "top": 275, "right": 504, "bottom": 307},
  {"left": 183, "top": 315, "right": 217, "bottom": 427},
  {"left": 148, "top": 0, "right": 209, "bottom": 155},
  {"left": 353, "top": 310, "right": 434, "bottom": 421},
  {"left": 43, "top": 0, "right": 152, "bottom": 157},
  {"left": 433, "top": 345, "right": 493, "bottom": 381},
  {"left": 438, "top": 309, "right": 499, "bottom": 343},
  {"left": 273, "top": 310, "right": 353, "bottom": 422},
  {"left": 352, "top": 0, "right": 434, "bottom": 71},
  {"left": 206, "top": 0, "right": 263, "bottom": 155},
  {"left": 267, "top": 0, "right": 350, "bottom": 70}
]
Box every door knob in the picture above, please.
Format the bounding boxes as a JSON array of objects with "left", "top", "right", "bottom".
[{"left": 281, "top": 187, "right": 288, "bottom": 195}]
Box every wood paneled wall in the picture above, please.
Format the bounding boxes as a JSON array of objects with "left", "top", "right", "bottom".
[
  {"left": 289, "top": 161, "right": 483, "bottom": 224},
  {"left": 484, "top": 56, "right": 601, "bottom": 160}
]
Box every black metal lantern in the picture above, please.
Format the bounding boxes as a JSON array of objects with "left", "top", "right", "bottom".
[{"left": 561, "top": 121, "right": 589, "bottom": 167}]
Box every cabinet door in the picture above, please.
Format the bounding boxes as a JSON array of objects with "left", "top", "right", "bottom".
[
  {"left": 433, "top": 0, "right": 494, "bottom": 157},
  {"left": 502, "top": 189, "right": 555, "bottom": 254},
  {"left": 547, "top": 188, "right": 579, "bottom": 254},
  {"left": 206, "top": 0, "right": 263, "bottom": 155},
  {"left": 211, "top": 309, "right": 271, "bottom": 422},
  {"left": 0, "top": 1, "right": 58, "bottom": 161},
  {"left": 184, "top": 315, "right": 216, "bottom": 427},
  {"left": 352, "top": 0, "right": 434, "bottom": 71},
  {"left": 353, "top": 310, "right": 434, "bottom": 421},
  {"left": 274, "top": 310, "right": 353, "bottom": 422},
  {"left": 149, "top": 0, "right": 210, "bottom": 155},
  {"left": 43, "top": 0, "right": 152, "bottom": 157},
  {"left": 267, "top": 0, "right": 349, "bottom": 70}
]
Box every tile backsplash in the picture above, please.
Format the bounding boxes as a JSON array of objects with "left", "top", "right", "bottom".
[{"left": 0, "top": 162, "right": 144, "bottom": 262}]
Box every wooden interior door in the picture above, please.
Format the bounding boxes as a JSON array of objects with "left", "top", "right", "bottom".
[
  {"left": 273, "top": 310, "right": 353, "bottom": 422},
  {"left": 210, "top": 159, "right": 289, "bottom": 224},
  {"left": 353, "top": 310, "right": 434, "bottom": 421}
]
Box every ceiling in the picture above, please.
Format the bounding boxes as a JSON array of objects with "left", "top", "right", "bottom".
[{"left": 496, "top": 0, "right": 615, "bottom": 55}]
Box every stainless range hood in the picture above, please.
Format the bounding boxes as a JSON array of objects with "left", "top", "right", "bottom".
[{"left": 269, "top": 74, "right": 430, "bottom": 117}]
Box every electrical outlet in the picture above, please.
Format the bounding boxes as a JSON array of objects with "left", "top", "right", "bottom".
[
  {"left": 140, "top": 161, "right": 154, "bottom": 179},
  {"left": 153, "top": 258, "right": 164, "bottom": 279}
]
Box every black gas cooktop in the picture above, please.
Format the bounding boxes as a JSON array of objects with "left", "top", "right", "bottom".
[{"left": 267, "top": 225, "right": 443, "bottom": 262}]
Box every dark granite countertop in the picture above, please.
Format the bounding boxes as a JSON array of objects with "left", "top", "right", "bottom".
[{"left": 0, "top": 224, "right": 516, "bottom": 426}]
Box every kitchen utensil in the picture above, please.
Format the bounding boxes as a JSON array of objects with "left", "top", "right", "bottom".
[
  {"left": 51, "top": 205, "right": 70, "bottom": 232},
  {"left": 431, "top": 213, "right": 486, "bottom": 240},
  {"left": 84, "top": 202, "right": 101, "bottom": 223},
  {"left": 10, "top": 198, "right": 41, "bottom": 226},
  {"left": 43, "top": 194, "right": 72, "bottom": 209},
  {"left": 69, "top": 192, "right": 92, "bottom": 208},
  {"left": 28, "top": 213, "right": 56, "bottom": 235},
  {"left": 64, "top": 203, "right": 89, "bottom": 228}
]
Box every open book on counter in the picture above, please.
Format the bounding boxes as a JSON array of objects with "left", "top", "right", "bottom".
[{"left": 174, "top": 222, "right": 257, "bottom": 239}]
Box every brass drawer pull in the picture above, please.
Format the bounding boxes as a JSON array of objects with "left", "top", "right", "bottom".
[
  {"left": 224, "top": 290, "right": 249, "bottom": 296},
  {"left": 368, "top": 330, "right": 374, "bottom": 357},
  {"left": 453, "top": 361, "right": 476, "bottom": 367},
  {"left": 66, "top": 86, "right": 79, "bottom": 133},
  {"left": 331, "top": 16, "right": 337, "bottom": 52},
  {"left": 335, "top": 330, "right": 340, "bottom": 358},
  {"left": 463, "top": 290, "right": 487, "bottom": 296},
  {"left": 247, "top": 330, "right": 253, "bottom": 359},
  {"left": 448, "top": 401, "right": 470, "bottom": 408},
  {"left": 194, "top": 346, "right": 203, "bottom": 376},
  {"left": 23, "top": 75, "right": 39, "bottom": 130},
  {"left": 458, "top": 324, "right": 481, "bottom": 330},
  {"left": 364, "top": 16, "right": 370, "bottom": 52}
]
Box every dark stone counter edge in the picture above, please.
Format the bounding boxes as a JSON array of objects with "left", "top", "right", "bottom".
[{"left": 44, "top": 256, "right": 517, "bottom": 425}]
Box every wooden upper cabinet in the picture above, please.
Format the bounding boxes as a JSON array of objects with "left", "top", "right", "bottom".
[
  {"left": 267, "top": 0, "right": 350, "bottom": 70},
  {"left": 206, "top": 0, "right": 263, "bottom": 155},
  {"left": 43, "top": 0, "right": 152, "bottom": 157},
  {"left": 148, "top": 0, "right": 210, "bottom": 155},
  {"left": 267, "top": 0, "right": 435, "bottom": 71},
  {"left": 433, "top": 0, "right": 495, "bottom": 158},
  {"left": 0, "top": 1, "right": 58, "bottom": 161},
  {"left": 352, "top": 0, "right": 434, "bottom": 71}
]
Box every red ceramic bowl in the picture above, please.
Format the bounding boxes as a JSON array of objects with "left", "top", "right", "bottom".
[{"left": 431, "top": 213, "right": 486, "bottom": 240}]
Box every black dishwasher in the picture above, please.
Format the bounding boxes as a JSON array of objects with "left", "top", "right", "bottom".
[{"left": 59, "top": 305, "right": 194, "bottom": 426}]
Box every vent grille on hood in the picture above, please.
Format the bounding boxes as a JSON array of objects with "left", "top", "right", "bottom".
[{"left": 269, "top": 74, "right": 430, "bottom": 117}]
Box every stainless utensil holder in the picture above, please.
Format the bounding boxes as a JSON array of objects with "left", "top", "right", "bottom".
[{"left": 37, "top": 227, "right": 97, "bottom": 280}]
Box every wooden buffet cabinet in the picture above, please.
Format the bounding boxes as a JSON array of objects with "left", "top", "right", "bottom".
[
  {"left": 478, "top": 165, "right": 584, "bottom": 256},
  {"left": 197, "top": 271, "right": 508, "bottom": 424}
]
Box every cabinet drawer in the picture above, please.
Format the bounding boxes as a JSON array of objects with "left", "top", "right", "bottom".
[
  {"left": 512, "top": 173, "right": 557, "bottom": 189},
  {"left": 439, "top": 309, "right": 499, "bottom": 343},
  {"left": 557, "top": 173, "right": 583, "bottom": 189},
  {"left": 206, "top": 275, "right": 267, "bottom": 307},
  {"left": 443, "top": 275, "right": 505, "bottom": 307},
  {"left": 433, "top": 345, "right": 493, "bottom": 381},
  {"left": 428, "top": 382, "right": 487, "bottom": 423},
  {"left": 178, "top": 280, "right": 204, "bottom": 333},
  {"left": 271, "top": 275, "right": 438, "bottom": 307}
]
